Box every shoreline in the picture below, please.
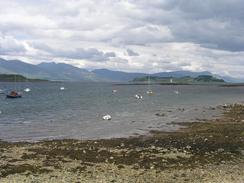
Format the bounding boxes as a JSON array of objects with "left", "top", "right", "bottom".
[{"left": 0, "top": 103, "right": 244, "bottom": 182}]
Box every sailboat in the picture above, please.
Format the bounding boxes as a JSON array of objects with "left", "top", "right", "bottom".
[
  {"left": 24, "top": 75, "right": 31, "bottom": 93},
  {"left": 60, "top": 86, "right": 65, "bottom": 90},
  {"left": 0, "top": 89, "right": 5, "bottom": 94},
  {"left": 146, "top": 75, "right": 153, "bottom": 95},
  {"left": 6, "top": 91, "right": 22, "bottom": 98},
  {"left": 171, "top": 78, "right": 180, "bottom": 95},
  {"left": 6, "top": 74, "right": 22, "bottom": 98}
]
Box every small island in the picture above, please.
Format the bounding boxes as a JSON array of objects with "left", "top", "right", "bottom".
[
  {"left": 132, "top": 75, "right": 225, "bottom": 85},
  {"left": 0, "top": 74, "right": 48, "bottom": 82}
]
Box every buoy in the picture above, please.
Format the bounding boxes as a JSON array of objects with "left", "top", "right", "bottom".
[
  {"left": 24, "top": 88, "right": 31, "bottom": 92},
  {"left": 103, "top": 114, "right": 112, "bottom": 120}
]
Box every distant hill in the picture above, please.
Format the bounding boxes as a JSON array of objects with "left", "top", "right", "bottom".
[
  {"left": 92, "top": 69, "right": 214, "bottom": 82},
  {"left": 0, "top": 58, "right": 241, "bottom": 82},
  {"left": 92, "top": 69, "right": 147, "bottom": 81},
  {"left": 133, "top": 75, "right": 225, "bottom": 84},
  {"left": 152, "top": 71, "right": 212, "bottom": 78},
  {"left": 0, "top": 74, "right": 47, "bottom": 82},
  {"left": 37, "top": 62, "right": 101, "bottom": 81},
  {"left": 0, "top": 58, "right": 102, "bottom": 81},
  {"left": 0, "top": 58, "right": 53, "bottom": 79}
]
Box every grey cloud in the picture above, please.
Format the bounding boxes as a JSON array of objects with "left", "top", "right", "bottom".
[
  {"left": 161, "top": 0, "right": 244, "bottom": 51},
  {"left": 32, "top": 42, "right": 116, "bottom": 61},
  {"left": 0, "top": 0, "right": 243, "bottom": 78},
  {"left": 127, "top": 49, "right": 139, "bottom": 56},
  {"left": 0, "top": 34, "right": 26, "bottom": 55},
  {"left": 125, "top": 0, "right": 244, "bottom": 51}
]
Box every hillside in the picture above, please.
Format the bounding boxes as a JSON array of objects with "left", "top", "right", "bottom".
[
  {"left": 0, "top": 74, "right": 47, "bottom": 82},
  {"left": 132, "top": 75, "right": 225, "bottom": 84},
  {"left": 0, "top": 58, "right": 239, "bottom": 82},
  {"left": 37, "top": 62, "right": 101, "bottom": 81},
  {"left": 92, "top": 69, "right": 216, "bottom": 82},
  {"left": 0, "top": 58, "right": 101, "bottom": 81}
]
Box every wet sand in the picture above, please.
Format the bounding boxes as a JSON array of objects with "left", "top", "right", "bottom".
[{"left": 0, "top": 103, "right": 244, "bottom": 182}]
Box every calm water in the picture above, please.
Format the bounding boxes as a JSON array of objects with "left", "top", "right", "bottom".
[{"left": 0, "top": 82, "right": 243, "bottom": 142}]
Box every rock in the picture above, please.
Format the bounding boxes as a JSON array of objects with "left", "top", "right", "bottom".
[
  {"left": 155, "top": 113, "right": 165, "bottom": 117},
  {"left": 186, "top": 145, "right": 191, "bottom": 150},
  {"left": 217, "top": 148, "right": 225, "bottom": 153},
  {"left": 223, "top": 104, "right": 228, "bottom": 108}
]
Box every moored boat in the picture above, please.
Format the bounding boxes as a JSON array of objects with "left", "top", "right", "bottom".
[{"left": 6, "top": 91, "right": 22, "bottom": 98}]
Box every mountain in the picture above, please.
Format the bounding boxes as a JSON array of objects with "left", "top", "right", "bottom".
[
  {"left": 92, "top": 69, "right": 147, "bottom": 81},
  {"left": 37, "top": 62, "right": 101, "bottom": 81},
  {"left": 0, "top": 74, "right": 47, "bottom": 82},
  {"left": 133, "top": 75, "right": 225, "bottom": 84},
  {"left": 0, "top": 58, "right": 242, "bottom": 82},
  {"left": 92, "top": 69, "right": 213, "bottom": 82},
  {"left": 0, "top": 58, "right": 101, "bottom": 81},
  {"left": 0, "top": 58, "right": 53, "bottom": 79},
  {"left": 152, "top": 71, "right": 212, "bottom": 78}
]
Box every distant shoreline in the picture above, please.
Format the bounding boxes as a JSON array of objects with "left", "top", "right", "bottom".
[
  {"left": 113, "top": 82, "right": 243, "bottom": 86},
  {"left": 0, "top": 74, "right": 48, "bottom": 82}
]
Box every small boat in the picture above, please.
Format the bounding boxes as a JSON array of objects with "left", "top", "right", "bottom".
[
  {"left": 146, "top": 76, "right": 153, "bottom": 95},
  {"left": 6, "top": 91, "right": 22, "bottom": 98},
  {"left": 103, "top": 114, "right": 112, "bottom": 120},
  {"left": 146, "top": 90, "right": 153, "bottom": 95},
  {"left": 24, "top": 88, "right": 31, "bottom": 92},
  {"left": 0, "top": 89, "right": 4, "bottom": 94},
  {"left": 174, "top": 90, "right": 180, "bottom": 95},
  {"left": 134, "top": 94, "right": 143, "bottom": 99},
  {"left": 60, "top": 87, "right": 65, "bottom": 90},
  {"left": 112, "top": 89, "right": 117, "bottom": 93}
]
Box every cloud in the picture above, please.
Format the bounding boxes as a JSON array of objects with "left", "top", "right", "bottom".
[
  {"left": 126, "top": 49, "right": 139, "bottom": 56},
  {"left": 31, "top": 42, "right": 116, "bottom": 61},
  {"left": 0, "top": 0, "right": 243, "bottom": 78},
  {"left": 0, "top": 33, "right": 26, "bottom": 55}
]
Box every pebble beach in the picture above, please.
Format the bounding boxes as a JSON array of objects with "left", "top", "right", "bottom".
[{"left": 0, "top": 103, "right": 244, "bottom": 183}]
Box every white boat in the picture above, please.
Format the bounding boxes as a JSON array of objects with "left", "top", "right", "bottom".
[
  {"left": 174, "top": 90, "right": 180, "bottom": 95},
  {"left": 60, "top": 87, "right": 65, "bottom": 90},
  {"left": 0, "top": 89, "right": 4, "bottom": 94},
  {"left": 24, "top": 88, "right": 31, "bottom": 92},
  {"left": 146, "top": 90, "right": 153, "bottom": 95},
  {"left": 146, "top": 75, "right": 153, "bottom": 95},
  {"left": 112, "top": 89, "right": 117, "bottom": 93},
  {"left": 103, "top": 114, "right": 112, "bottom": 120},
  {"left": 134, "top": 94, "right": 143, "bottom": 99}
]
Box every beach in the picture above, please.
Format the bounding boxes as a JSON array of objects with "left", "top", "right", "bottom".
[{"left": 0, "top": 103, "right": 244, "bottom": 182}]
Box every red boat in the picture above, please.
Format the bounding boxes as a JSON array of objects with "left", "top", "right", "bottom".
[{"left": 6, "top": 91, "right": 22, "bottom": 98}]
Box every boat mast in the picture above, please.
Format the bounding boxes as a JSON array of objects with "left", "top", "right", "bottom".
[{"left": 14, "top": 74, "right": 16, "bottom": 91}]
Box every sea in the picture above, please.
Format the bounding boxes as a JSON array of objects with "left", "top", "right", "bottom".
[{"left": 0, "top": 82, "right": 243, "bottom": 142}]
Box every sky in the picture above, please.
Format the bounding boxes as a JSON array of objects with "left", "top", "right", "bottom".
[{"left": 0, "top": 0, "right": 244, "bottom": 78}]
